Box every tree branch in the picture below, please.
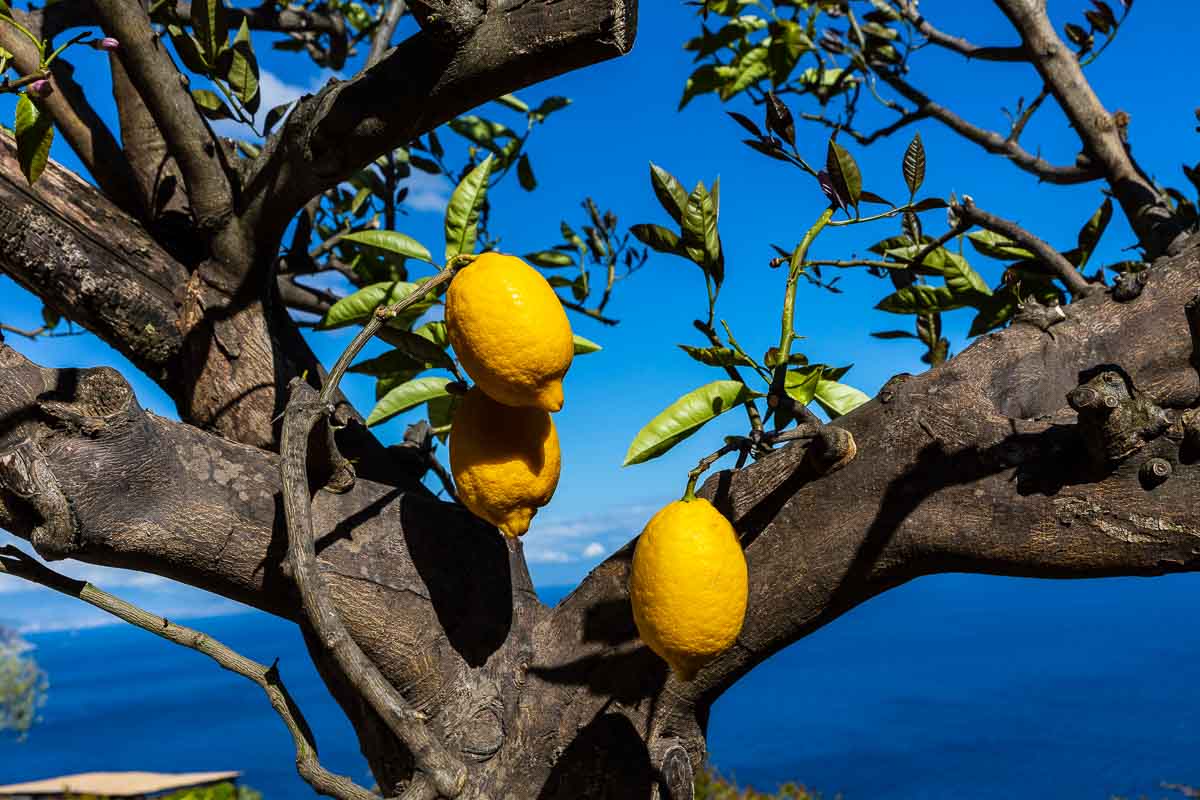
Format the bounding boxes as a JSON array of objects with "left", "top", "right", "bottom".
[
  {"left": 242, "top": 0, "right": 637, "bottom": 247},
  {"left": 280, "top": 381, "right": 467, "bottom": 798},
  {"left": 875, "top": 69, "right": 1100, "bottom": 185},
  {"left": 0, "top": 12, "right": 142, "bottom": 217},
  {"left": 92, "top": 0, "right": 234, "bottom": 227},
  {"left": 952, "top": 195, "right": 1092, "bottom": 298},
  {"left": 0, "top": 546, "right": 384, "bottom": 800},
  {"left": 993, "top": 0, "right": 1183, "bottom": 255},
  {"left": 551, "top": 234, "right": 1200, "bottom": 730},
  {"left": 893, "top": 0, "right": 1028, "bottom": 61}
]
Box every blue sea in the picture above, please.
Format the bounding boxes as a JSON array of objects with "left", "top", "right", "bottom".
[{"left": 2, "top": 574, "right": 1198, "bottom": 799}]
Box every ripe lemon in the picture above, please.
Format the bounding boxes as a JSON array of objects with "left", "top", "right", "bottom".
[
  {"left": 445, "top": 252, "right": 574, "bottom": 412},
  {"left": 449, "top": 386, "right": 561, "bottom": 537},
  {"left": 629, "top": 497, "right": 747, "bottom": 680}
]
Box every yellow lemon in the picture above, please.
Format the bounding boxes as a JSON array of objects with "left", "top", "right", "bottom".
[
  {"left": 450, "top": 386, "right": 561, "bottom": 537},
  {"left": 446, "top": 252, "right": 573, "bottom": 412},
  {"left": 629, "top": 497, "right": 748, "bottom": 680}
]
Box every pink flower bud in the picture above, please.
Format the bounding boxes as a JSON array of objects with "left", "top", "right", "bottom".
[
  {"left": 90, "top": 37, "right": 120, "bottom": 51},
  {"left": 27, "top": 79, "right": 52, "bottom": 98}
]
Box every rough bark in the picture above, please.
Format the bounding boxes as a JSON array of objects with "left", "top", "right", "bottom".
[{"left": 3, "top": 233, "right": 1199, "bottom": 796}]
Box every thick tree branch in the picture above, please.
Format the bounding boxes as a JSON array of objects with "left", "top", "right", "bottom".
[
  {"left": 242, "top": 0, "right": 637, "bottom": 246},
  {"left": 0, "top": 546, "right": 383, "bottom": 800},
  {"left": 0, "top": 134, "right": 187, "bottom": 381},
  {"left": 993, "top": 0, "right": 1183, "bottom": 255},
  {"left": 92, "top": 0, "right": 234, "bottom": 227},
  {"left": 40, "top": 0, "right": 347, "bottom": 43},
  {"left": 551, "top": 235, "right": 1200, "bottom": 734},
  {"left": 875, "top": 70, "right": 1101, "bottom": 185},
  {"left": 281, "top": 381, "right": 467, "bottom": 799},
  {"left": 0, "top": 12, "right": 142, "bottom": 217}
]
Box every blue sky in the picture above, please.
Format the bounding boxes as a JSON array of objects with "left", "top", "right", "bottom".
[{"left": 2, "top": 1, "right": 1200, "bottom": 626}]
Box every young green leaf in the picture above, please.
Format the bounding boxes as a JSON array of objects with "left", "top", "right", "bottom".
[
  {"left": 191, "top": 0, "right": 228, "bottom": 63},
  {"left": 573, "top": 334, "right": 602, "bottom": 355},
  {"left": 966, "top": 230, "right": 1035, "bottom": 261},
  {"left": 1073, "top": 196, "right": 1113, "bottom": 269},
  {"left": 813, "top": 379, "right": 870, "bottom": 419},
  {"left": 414, "top": 320, "right": 450, "bottom": 347},
  {"left": 678, "top": 344, "right": 753, "bottom": 368},
  {"left": 682, "top": 181, "right": 723, "bottom": 285},
  {"left": 342, "top": 230, "right": 434, "bottom": 264},
  {"left": 649, "top": 162, "right": 689, "bottom": 224},
  {"left": 825, "top": 137, "right": 862, "bottom": 209},
  {"left": 444, "top": 156, "right": 494, "bottom": 261},
  {"left": 14, "top": 94, "right": 53, "bottom": 185},
  {"left": 517, "top": 153, "right": 536, "bottom": 191},
  {"left": 191, "top": 89, "right": 233, "bottom": 120},
  {"left": 495, "top": 93, "right": 529, "bottom": 113},
  {"left": 366, "top": 377, "right": 452, "bottom": 427},
  {"left": 623, "top": 380, "right": 755, "bottom": 466},
  {"left": 524, "top": 250, "right": 575, "bottom": 268},
  {"left": 630, "top": 223, "right": 681, "bottom": 255},
  {"left": 224, "top": 20, "right": 259, "bottom": 114},
  {"left": 902, "top": 132, "right": 925, "bottom": 196},
  {"left": 784, "top": 366, "right": 823, "bottom": 405}
]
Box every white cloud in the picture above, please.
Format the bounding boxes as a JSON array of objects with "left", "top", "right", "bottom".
[
  {"left": 400, "top": 171, "right": 452, "bottom": 213},
  {"left": 525, "top": 548, "right": 571, "bottom": 564},
  {"left": 582, "top": 542, "right": 605, "bottom": 559},
  {"left": 212, "top": 67, "right": 333, "bottom": 139}
]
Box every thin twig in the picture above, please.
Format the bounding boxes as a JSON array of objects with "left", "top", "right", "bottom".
[
  {"left": 280, "top": 258, "right": 472, "bottom": 798},
  {"left": 953, "top": 196, "right": 1092, "bottom": 298},
  {"left": 559, "top": 298, "right": 619, "bottom": 326},
  {"left": 0, "top": 546, "right": 384, "bottom": 800}
]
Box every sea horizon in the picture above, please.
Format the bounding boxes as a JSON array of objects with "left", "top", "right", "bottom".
[{"left": 3, "top": 574, "right": 1198, "bottom": 799}]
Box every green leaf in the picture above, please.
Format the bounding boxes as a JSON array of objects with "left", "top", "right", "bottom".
[
  {"left": 366, "top": 377, "right": 452, "bottom": 427},
  {"left": 766, "top": 20, "right": 809, "bottom": 85},
  {"left": 263, "top": 102, "right": 290, "bottom": 136},
  {"left": 720, "top": 44, "right": 770, "bottom": 101},
  {"left": 342, "top": 230, "right": 434, "bottom": 264},
  {"left": 530, "top": 95, "right": 570, "bottom": 122},
  {"left": 426, "top": 393, "right": 459, "bottom": 440},
  {"left": 414, "top": 320, "right": 450, "bottom": 347},
  {"left": 813, "top": 379, "right": 870, "bottom": 419},
  {"left": 367, "top": 329, "right": 455, "bottom": 372},
  {"left": 939, "top": 251, "right": 991, "bottom": 297},
  {"left": 870, "top": 330, "right": 917, "bottom": 340},
  {"left": 444, "top": 156, "right": 494, "bottom": 261},
  {"left": 573, "top": 334, "right": 602, "bottom": 355},
  {"left": 191, "top": 0, "right": 228, "bottom": 62},
  {"left": 40, "top": 305, "right": 59, "bottom": 330},
  {"left": 517, "top": 153, "right": 536, "bottom": 191},
  {"left": 623, "top": 380, "right": 754, "bottom": 466},
  {"left": 678, "top": 344, "right": 752, "bottom": 368},
  {"left": 902, "top": 132, "right": 925, "bottom": 196},
  {"left": 14, "top": 95, "right": 53, "bottom": 185},
  {"left": 967, "top": 286, "right": 1018, "bottom": 336},
  {"left": 1073, "top": 196, "right": 1112, "bottom": 269},
  {"left": 784, "top": 366, "right": 823, "bottom": 405},
  {"left": 630, "top": 223, "right": 681, "bottom": 254},
  {"left": 191, "top": 89, "right": 233, "bottom": 120},
  {"left": 682, "top": 181, "right": 723, "bottom": 285},
  {"left": 649, "top": 162, "right": 688, "bottom": 224},
  {"left": 966, "top": 230, "right": 1035, "bottom": 261},
  {"left": 224, "top": 20, "right": 259, "bottom": 114},
  {"left": 318, "top": 281, "right": 433, "bottom": 330},
  {"left": 168, "top": 25, "right": 209, "bottom": 73},
  {"left": 495, "top": 93, "right": 529, "bottom": 113},
  {"left": 678, "top": 63, "right": 734, "bottom": 109},
  {"left": 875, "top": 285, "right": 967, "bottom": 314},
  {"left": 524, "top": 250, "right": 575, "bottom": 268},
  {"left": 349, "top": 348, "right": 427, "bottom": 377},
  {"left": 826, "top": 137, "right": 862, "bottom": 209}
]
